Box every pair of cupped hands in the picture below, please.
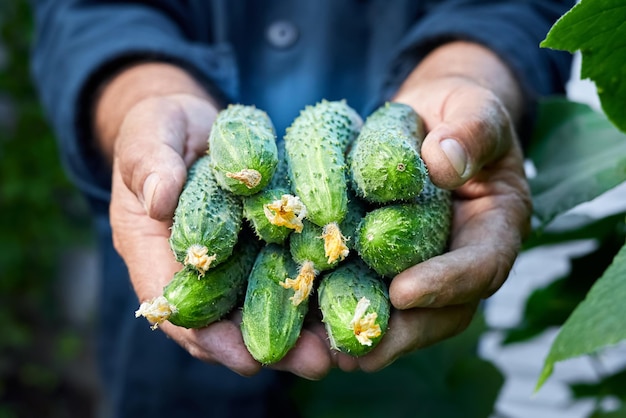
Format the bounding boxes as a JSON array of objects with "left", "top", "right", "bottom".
[{"left": 98, "top": 42, "right": 531, "bottom": 380}]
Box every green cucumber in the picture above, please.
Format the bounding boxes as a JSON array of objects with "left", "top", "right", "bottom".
[
  {"left": 267, "top": 139, "right": 291, "bottom": 190},
  {"left": 284, "top": 99, "right": 362, "bottom": 264},
  {"left": 240, "top": 244, "right": 308, "bottom": 364},
  {"left": 287, "top": 195, "right": 367, "bottom": 305},
  {"left": 208, "top": 104, "right": 278, "bottom": 195},
  {"left": 317, "top": 258, "right": 390, "bottom": 356},
  {"left": 354, "top": 178, "right": 452, "bottom": 278},
  {"left": 136, "top": 237, "right": 260, "bottom": 329},
  {"left": 169, "top": 155, "right": 243, "bottom": 274},
  {"left": 349, "top": 102, "right": 427, "bottom": 203},
  {"left": 243, "top": 186, "right": 294, "bottom": 244},
  {"left": 242, "top": 143, "right": 301, "bottom": 243}
]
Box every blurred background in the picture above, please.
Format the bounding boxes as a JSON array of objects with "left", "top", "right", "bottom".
[
  {"left": 0, "top": 1, "right": 101, "bottom": 417},
  {"left": 1, "top": 1, "right": 625, "bottom": 418}
]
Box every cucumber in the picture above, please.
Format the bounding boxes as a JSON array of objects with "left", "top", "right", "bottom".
[
  {"left": 317, "top": 258, "right": 390, "bottom": 356},
  {"left": 243, "top": 141, "right": 305, "bottom": 242},
  {"left": 243, "top": 186, "right": 295, "bottom": 244},
  {"left": 287, "top": 195, "right": 367, "bottom": 305},
  {"left": 354, "top": 178, "right": 452, "bottom": 278},
  {"left": 240, "top": 244, "right": 308, "bottom": 364},
  {"left": 267, "top": 139, "right": 291, "bottom": 190},
  {"left": 208, "top": 104, "right": 278, "bottom": 196},
  {"left": 169, "top": 155, "right": 243, "bottom": 275},
  {"left": 284, "top": 99, "right": 362, "bottom": 264},
  {"left": 135, "top": 237, "right": 260, "bottom": 329},
  {"left": 349, "top": 102, "right": 427, "bottom": 203}
]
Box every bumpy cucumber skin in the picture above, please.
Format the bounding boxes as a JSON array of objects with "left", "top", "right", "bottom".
[
  {"left": 360, "top": 101, "right": 424, "bottom": 140},
  {"left": 341, "top": 194, "right": 369, "bottom": 248},
  {"left": 169, "top": 155, "right": 243, "bottom": 271},
  {"left": 240, "top": 244, "right": 308, "bottom": 364},
  {"left": 242, "top": 143, "right": 293, "bottom": 244},
  {"left": 349, "top": 102, "right": 428, "bottom": 203},
  {"left": 164, "top": 238, "right": 260, "bottom": 328},
  {"left": 355, "top": 179, "right": 452, "bottom": 278},
  {"left": 268, "top": 140, "right": 291, "bottom": 189},
  {"left": 317, "top": 259, "right": 390, "bottom": 356},
  {"left": 289, "top": 194, "right": 367, "bottom": 271},
  {"left": 243, "top": 186, "right": 293, "bottom": 244},
  {"left": 209, "top": 104, "right": 278, "bottom": 196},
  {"left": 284, "top": 100, "right": 362, "bottom": 227},
  {"left": 289, "top": 220, "right": 333, "bottom": 271}
]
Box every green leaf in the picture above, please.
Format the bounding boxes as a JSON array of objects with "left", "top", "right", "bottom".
[
  {"left": 527, "top": 98, "right": 626, "bottom": 226},
  {"left": 536, "top": 237, "right": 626, "bottom": 391},
  {"left": 541, "top": 0, "right": 626, "bottom": 133}
]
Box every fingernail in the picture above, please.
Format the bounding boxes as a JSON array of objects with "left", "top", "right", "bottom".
[
  {"left": 143, "top": 173, "right": 160, "bottom": 214},
  {"left": 414, "top": 292, "right": 437, "bottom": 307},
  {"left": 440, "top": 138, "right": 467, "bottom": 178}
]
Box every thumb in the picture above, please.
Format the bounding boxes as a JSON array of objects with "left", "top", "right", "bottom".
[
  {"left": 115, "top": 96, "right": 213, "bottom": 220},
  {"left": 135, "top": 160, "right": 188, "bottom": 222},
  {"left": 420, "top": 94, "right": 515, "bottom": 190}
]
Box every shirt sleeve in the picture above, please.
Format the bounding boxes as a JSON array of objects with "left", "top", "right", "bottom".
[
  {"left": 379, "top": 0, "right": 575, "bottom": 142},
  {"left": 29, "top": 0, "right": 238, "bottom": 205}
]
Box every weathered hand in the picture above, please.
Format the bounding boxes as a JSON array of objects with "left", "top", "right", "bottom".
[
  {"left": 353, "top": 72, "right": 531, "bottom": 372},
  {"left": 108, "top": 93, "right": 335, "bottom": 379}
]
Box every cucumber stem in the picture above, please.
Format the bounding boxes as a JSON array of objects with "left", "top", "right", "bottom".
[{"left": 226, "top": 168, "right": 262, "bottom": 189}]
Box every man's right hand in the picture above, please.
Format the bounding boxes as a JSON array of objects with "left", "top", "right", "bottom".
[{"left": 96, "top": 64, "right": 339, "bottom": 379}]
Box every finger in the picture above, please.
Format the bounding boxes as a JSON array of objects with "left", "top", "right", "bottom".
[
  {"left": 389, "top": 244, "right": 514, "bottom": 310},
  {"left": 161, "top": 319, "right": 263, "bottom": 377},
  {"left": 357, "top": 303, "right": 478, "bottom": 372},
  {"left": 390, "top": 186, "right": 529, "bottom": 309},
  {"left": 270, "top": 314, "right": 358, "bottom": 379},
  {"left": 306, "top": 320, "right": 360, "bottom": 373},
  {"left": 270, "top": 327, "right": 333, "bottom": 380},
  {"left": 115, "top": 95, "right": 215, "bottom": 221},
  {"left": 419, "top": 88, "right": 516, "bottom": 189},
  {"left": 110, "top": 162, "right": 182, "bottom": 299}
]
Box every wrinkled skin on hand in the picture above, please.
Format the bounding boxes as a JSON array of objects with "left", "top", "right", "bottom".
[
  {"left": 347, "top": 77, "right": 532, "bottom": 373},
  {"left": 109, "top": 94, "right": 334, "bottom": 379}
]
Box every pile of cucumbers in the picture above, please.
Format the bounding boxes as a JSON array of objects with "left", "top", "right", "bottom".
[{"left": 135, "top": 100, "right": 452, "bottom": 363}]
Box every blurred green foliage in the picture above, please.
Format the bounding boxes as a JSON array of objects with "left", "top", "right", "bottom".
[{"left": 0, "top": 1, "right": 96, "bottom": 417}]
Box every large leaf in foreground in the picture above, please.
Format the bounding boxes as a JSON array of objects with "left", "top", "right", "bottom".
[
  {"left": 541, "top": 0, "right": 626, "bottom": 133},
  {"left": 527, "top": 98, "right": 626, "bottom": 226},
  {"left": 536, "top": 237, "right": 626, "bottom": 391}
]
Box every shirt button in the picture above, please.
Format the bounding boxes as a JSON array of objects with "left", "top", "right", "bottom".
[{"left": 266, "top": 21, "right": 299, "bottom": 49}]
